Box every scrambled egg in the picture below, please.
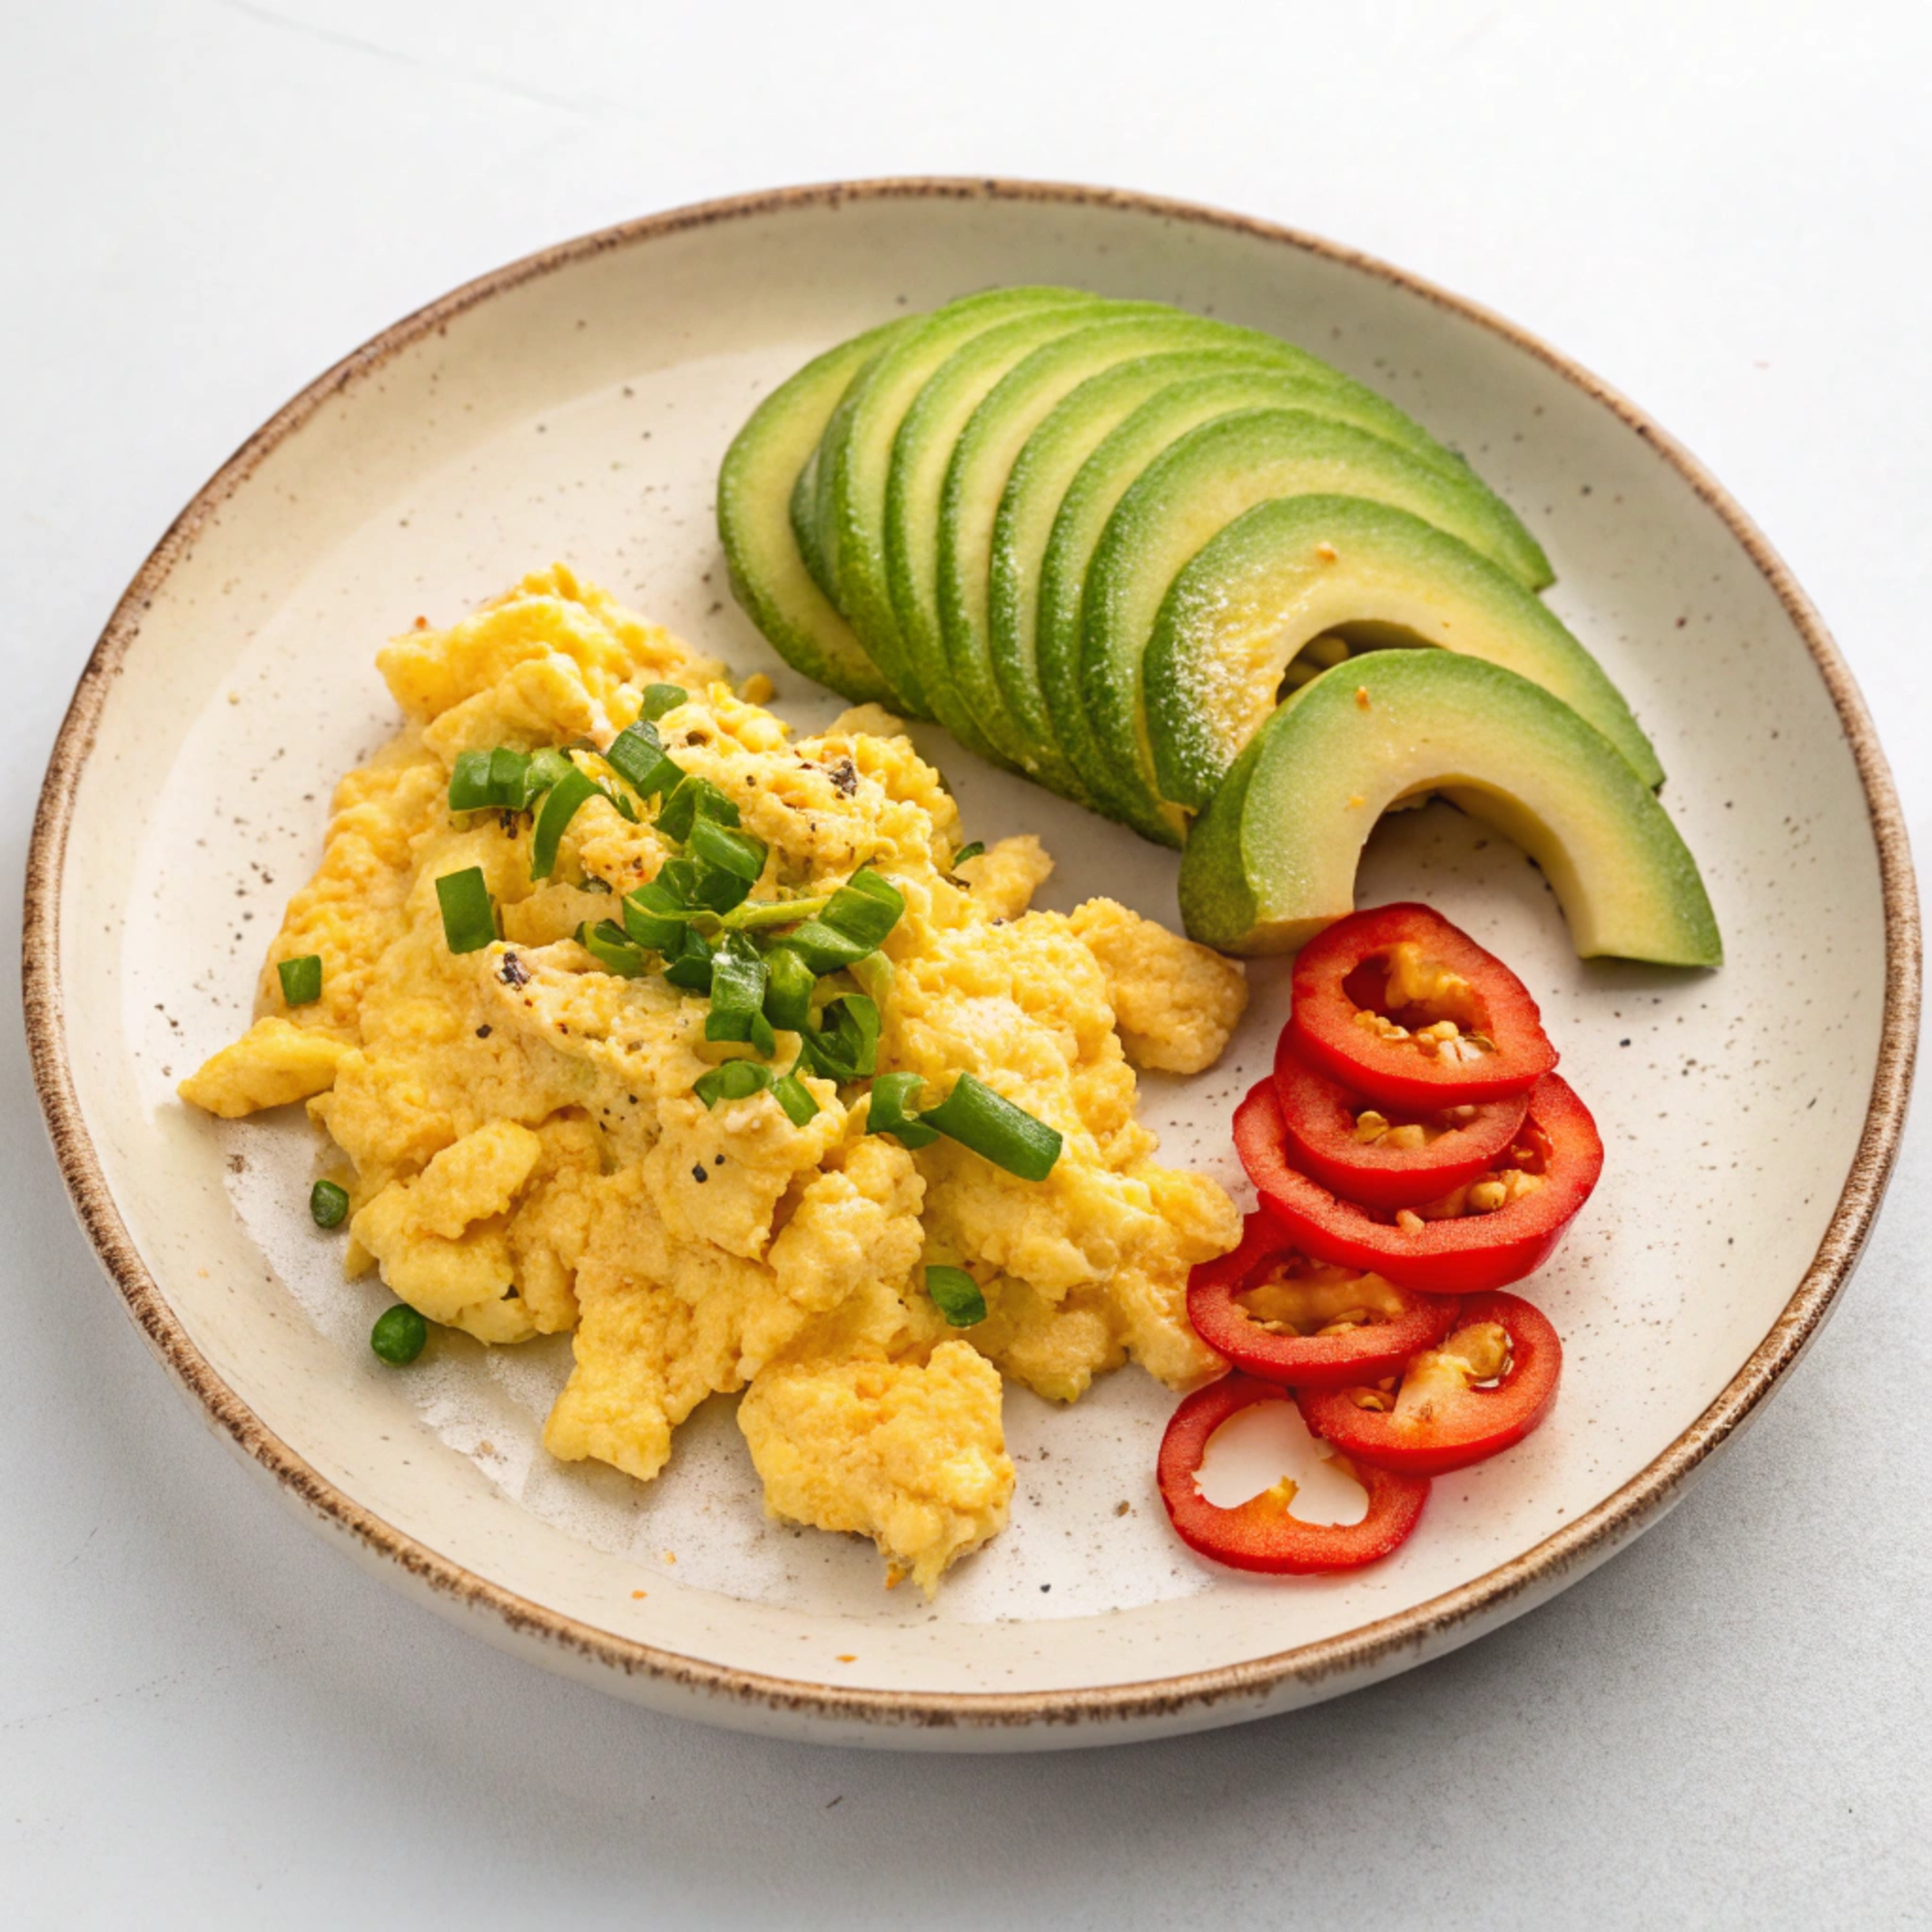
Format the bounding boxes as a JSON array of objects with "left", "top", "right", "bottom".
[{"left": 181, "top": 566, "right": 1247, "bottom": 1592}]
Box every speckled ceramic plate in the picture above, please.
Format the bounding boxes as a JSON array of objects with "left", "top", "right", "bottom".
[{"left": 25, "top": 181, "right": 1917, "bottom": 1750}]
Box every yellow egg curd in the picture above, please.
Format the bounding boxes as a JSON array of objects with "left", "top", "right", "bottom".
[{"left": 181, "top": 565, "right": 1247, "bottom": 1592}]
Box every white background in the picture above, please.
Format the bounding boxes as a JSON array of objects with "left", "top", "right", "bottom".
[{"left": 6, "top": 3, "right": 1929, "bottom": 1924}]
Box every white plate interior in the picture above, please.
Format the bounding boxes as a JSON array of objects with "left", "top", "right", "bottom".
[{"left": 54, "top": 191, "right": 1887, "bottom": 1709}]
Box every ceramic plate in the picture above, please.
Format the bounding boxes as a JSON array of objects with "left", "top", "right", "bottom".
[{"left": 26, "top": 180, "right": 1917, "bottom": 1750}]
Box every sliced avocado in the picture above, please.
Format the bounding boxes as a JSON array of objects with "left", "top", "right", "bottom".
[
  {"left": 808, "top": 286, "right": 1097, "bottom": 716},
  {"left": 1073, "top": 410, "right": 1563, "bottom": 843},
  {"left": 1144, "top": 495, "right": 1662, "bottom": 811},
  {"left": 882, "top": 300, "right": 1141, "bottom": 764},
  {"left": 1178, "top": 650, "right": 1720, "bottom": 967},
  {"left": 717, "top": 319, "right": 920, "bottom": 706},
  {"left": 931, "top": 316, "right": 1372, "bottom": 780},
  {"left": 1031, "top": 371, "right": 1552, "bottom": 825}
]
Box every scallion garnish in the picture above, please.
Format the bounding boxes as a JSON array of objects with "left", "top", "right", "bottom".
[
  {"left": 865, "top": 1071, "right": 938, "bottom": 1147},
  {"left": 921, "top": 1072, "right": 1063, "bottom": 1181},
  {"left": 925, "top": 1266, "right": 987, "bottom": 1327},
  {"left": 771, "top": 1064, "right": 820, "bottom": 1126},
  {"left": 694, "top": 1060, "right": 772, "bottom": 1108},
  {"left": 661, "top": 925, "right": 715, "bottom": 992},
  {"left": 577, "top": 920, "right": 652, "bottom": 977},
  {"left": 606, "top": 719, "right": 684, "bottom": 801},
  {"left": 762, "top": 947, "right": 816, "bottom": 1033},
  {"left": 688, "top": 814, "right": 768, "bottom": 886},
  {"left": 530, "top": 765, "right": 600, "bottom": 881},
  {"left": 278, "top": 954, "right": 323, "bottom": 1006},
  {"left": 436, "top": 868, "right": 496, "bottom": 954},
  {"left": 705, "top": 939, "right": 775, "bottom": 1055},
  {"left": 623, "top": 880, "right": 692, "bottom": 951},
  {"left": 641, "top": 683, "right": 688, "bottom": 721},
  {"left": 656, "top": 774, "right": 741, "bottom": 843},
  {"left": 952, "top": 842, "right": 985, "bottom": 867},
  {"left": 799, "top": 994, "right": 880, "bottom": 1082},
  {"left": 490, "top": 745, "right": 533, "bottom": 804},
  {"left": 448, "top": 749, "right": 498, "bottom": 813},
  {"left": 519, "top": 747, "right": 574, "bottom": 805},
  {"left": 784, "top": 867, "right": 904, "bottom": 971}
]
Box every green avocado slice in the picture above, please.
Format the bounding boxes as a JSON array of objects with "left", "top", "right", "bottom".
[
  {"left": 1144, "top": 495, "right": 1663, "bottom": 810},
  {"left": 985, "top": 350, "right": 1481, "bottom": 804},
  {"left": 717, "top": 319, "right": 921, "bottom": 706},
  {"left": 933, "top": 317, "right": 1412, "bottom": 784},
  {"left": 882, "top": 300, "right": 1149, "bottom": 764},
  {"left": 807, "top": 286, "right": 1098, "bottom": 716},
  {"left": 1072, "top": 410, "right": 1562, "bottom": 843},
  {"left": 1030, "top": 372, "right": 1552, "bottom": 825},
  {"left": 1178, "top": 649, "right": 1720, "bottom": 967}
]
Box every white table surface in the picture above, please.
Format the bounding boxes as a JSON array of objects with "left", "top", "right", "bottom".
[{"left": 7, "top": 2, "right": 1929, "bottom": 1923}]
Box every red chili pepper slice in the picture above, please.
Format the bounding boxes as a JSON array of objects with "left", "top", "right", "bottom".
[
  {"left": 1187, "top": 1211, "right": 1460, "bottom": 1387},
  {"left": 1157, "top": 1375, "right": 1431, "bottom": 1573},
  {"left": 1234, "top": 1074, "right": 1603, "bottom": 1295},
  {"left": 1298, "top": 1291, "right": 1562, "bottom": 1476},
  {"left": 1273, "top": 1034, "right": 1532, "bottom": 1210},
  {"left": 1289, "top": 903, "right": 1557, "bottom": 1109}
]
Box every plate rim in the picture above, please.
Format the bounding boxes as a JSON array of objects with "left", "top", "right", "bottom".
[{"left": 24, "top": 174, "right": 1920, "bottom": 1736}]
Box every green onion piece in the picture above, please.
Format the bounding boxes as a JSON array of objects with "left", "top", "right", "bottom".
[
  {"left": 278, "top": 954, "right": 323, "bottom": 1006},
  {"left": 821, "top": 868, "right": 904, "bottom": 950},
  {"left": 309, "top": 1178, "right": 350, "bottom": 1228},
  {"left": 800, "top": 994, "right": 879, "bottom": 1081},
  {"left": 925, "top": 1266, "right": 987, "bottom": 1327},
  {"left": 662, "top": 926, "right": 715, "bottom": 992},
  {"left": 952, "top": 842, "right": 985, "bottom": 867},
  {"left": 656, "top": 774, "right": 741, "bottom": 843},
  {"left": 531, "top": 766, "right": 599, "bottom": 881},
  {"left": 694, "top": 1060, "right": 772, "bottom": 1108},
  {"left": 705, "top": 939, "right": 770, "bottom": 1047},
  {"left": 866, "top": 1070, "right": 938, "bottom": 1148},
  {"left": 690, "top": 861, "right": 755, "bottom": 916},
  {"left": 606, "top": 720, "right": 684, "bottom": 801},
  {"left": 781, "top": 916, "right": 874, "bottom": 975},
  {"left": 641, "top": 683, "right": 688, "bottom": 721},
  {"left": 518, "top": 747, "right": 575, "bottom": 807},
  {"left": 771, "top": 1065, "right": 820, "bottom": 1127},
  {"left": 577, "top": 920, "right": 652, "bottom": 977},
  {"left": 622, "top": 880, "right": 692, "bottom": 951},
  {"left": 448, "top": 749, "right": 498, "bottom": 812},
  {"left": 847, "top": 951, "right": 893, "bottom": 1005},
  {"left": 436, "top": 868, "right": 497, "bottom": 954},
  {"left": 762, "top": 947, "right": 815, "bottom": 1032},
  {"left": 488, "top": 746, "right": 533, "bottom": 805},
  {"left": 922, "top": 1073, "right": 1063, "bottom": 1181},
  {"left": 370, "top": 1303, "right": 429, "bottom": 1365},
  {"left": 719, "top": 892, "right": 831, "bottom": 933},
  {"left": 688, "top": 813, "right": 769, "bottom": 885}
]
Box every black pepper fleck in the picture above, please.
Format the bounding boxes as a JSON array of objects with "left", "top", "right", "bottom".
[
  {"left": 476, "top": 1025, "right": 493, "bottom": 1039},
  {"left": 499, "top": 953, "right": 530, "bottom": 988},
  {"left": 692, "top": 1164, "right": 708, "bottom": 1184}
]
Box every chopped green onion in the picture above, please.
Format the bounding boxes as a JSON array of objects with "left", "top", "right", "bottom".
[
  {"left": 658, "top": 853, "right": 751, "bottom": 917},
  {"left": 719, "top": 892, "right": 830, "bottom": 933},
  {"left": 866, "top": 1070, "right": 937, "bottom": 1148},
  {"left": 435, "top": 868, "right": 496, "bottom": 954},
  {"left": 705, "top": 939, "right": 771, "bottom": 1050},
  {"left": 641, "top": 683, "right": 688, "bottom": 720},
  {"left": 448, "top": 749, "right": 498, "bottom": 812},
  {"left": 762, "top": 947, "right": 816, "bottom": 1032},
  {"left": 771, "top": 1065, "right": 820, "bottom": 1126},
  {"left": 623, "top": 880, "right": 694, "bottom": 951},
  {"left": 688, "top": 814, "right": 768, "bottom": 885},
  {"left": 531, "top": 765, "right": 603, "bottom": 881},
  {"left": 925, "top": 1266, "right": 987, "bottom": 1327},
  {"left": 606, "top": 719, "right": 684, "bottom": 801},
  {"left": 694, "top": 1060, "right": 772, "bottom": 1108},
  {"left": 309, "top": 1178, "right": 350, "bottom": 1228},
  {"left": 952, "top": 842, "right": 985, "bottom": 867},
  {"left": 782, "top": 915, "right": 875, "bottom": 975},
  {"left": 518, "top": 747, "right": 575, "bottom": 806},
  {"left": 800, "top": 995, "right": 879, "bottom": 1082},
  {"left": 922, "top": 1073, "right": 1062, "bottom": 1181},
  {"left": 846, "top": 951, "right": 893, "bottom": 1005},
  {"left": 577, "top": 920, "right": 652, "bottom": 977},
  {"left": 823, "top": 868, "right": 904, "bottom": 950},
  {"left": 278, "top": 954, "right": 323, "bottom": 1006},
  {"left": 370, "top": 1304, "right": 429, "bottom": 1365},
  {"left": 661, "top": 926, "right": 715, "bottom": 992},
  {"left": 490, "top": 745, "right": 534, "bottom": 804},
  {"left": 656, "top": 774, "right": 741, "bottom": 843}
]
